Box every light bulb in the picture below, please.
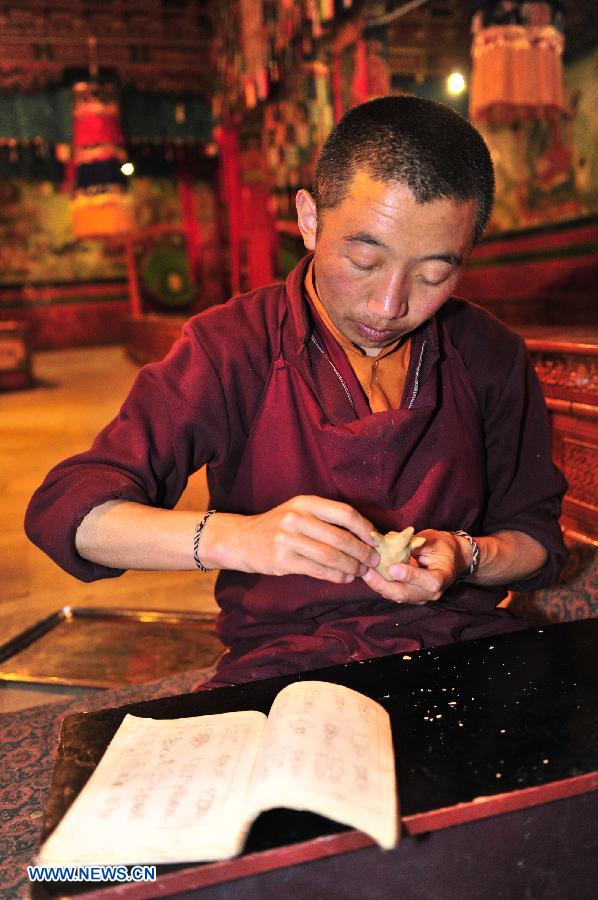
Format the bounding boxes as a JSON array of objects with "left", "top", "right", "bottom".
[{"left": 447, "top": 72, "right": 466, "bottom": 96}]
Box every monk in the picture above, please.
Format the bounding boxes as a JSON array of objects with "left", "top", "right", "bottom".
[{"left": 25, "top": 96, "right": 567, "bottom": 687}]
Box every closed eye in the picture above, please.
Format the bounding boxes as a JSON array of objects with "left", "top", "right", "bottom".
[
  {"left": 417, "top": 273, "right": 452, "bottom": 287},
  {"left": 348, "top": 258, "right": 376, "bottom": 272}
]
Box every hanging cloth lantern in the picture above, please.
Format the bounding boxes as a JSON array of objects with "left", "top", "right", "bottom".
[
  {"left": 240, "top": 0, "right": 268, "bottom": 107},
  {"left": 469, "top": 2, "right": 565, "bottom": 124},
  {"left": 71, "top": 81, "right": 135, "bottom": 238}
]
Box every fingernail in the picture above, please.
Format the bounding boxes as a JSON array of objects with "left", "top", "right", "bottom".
[{"left": 389, "top": 564, "right": 405, "bottom": 578}]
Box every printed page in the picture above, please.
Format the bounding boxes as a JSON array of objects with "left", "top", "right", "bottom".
[
  {"left": 247, "top": 680, "right": 398, "bottom": 849},
  {"left": 39, "top": 710, "right": 266, "bottom": 865}
]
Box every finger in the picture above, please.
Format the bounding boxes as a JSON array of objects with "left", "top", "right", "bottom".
[
  {"left": 410, "top": 543, "right": 427, "bottom": 562},
  {"left": 302, "top": 516, "right": 378, "bottom": 568},
  {"left": 292, "top": 496, "right": 378, "bottom": 547},
  {"left": 387, "top": 562, "right": 446, "bottom": 598},
  {"left": 280, "top": 508, "right": 378, "bottom": 568},
  {"left": 289, "top": 550, "right": 360, "bottom": 584},
  {"left": 362, "top": 568, "right": 431, "bottom": 604},
  {"left": 275, "top": 530, "right": 369, "bottom": 578},
  {"left": 365, "top": 564, "right": 444, "bottom": 601}
]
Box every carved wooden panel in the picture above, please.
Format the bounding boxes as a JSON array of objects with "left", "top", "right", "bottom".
[
  {"left": 524, "top": 328, "right": 598, "bottom": 543},
  {"left": 561, "top": 439, "right": 598, "bottom": 510},
  {"left": 532, "top": 352, "right": 598, "bottom": 406}
]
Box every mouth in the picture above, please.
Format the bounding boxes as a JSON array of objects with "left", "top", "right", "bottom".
[{"left": 353, "top": 321, "right": 401, "bottom": 344}]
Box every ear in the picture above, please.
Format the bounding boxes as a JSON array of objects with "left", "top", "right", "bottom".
[{"left": 295, "top": 189, "right": 317, "bottom": 251}]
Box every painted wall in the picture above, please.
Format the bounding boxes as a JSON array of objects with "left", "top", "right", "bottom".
[
  {"left": 0, "top": 178, "right": 186, "bottom": 292},
  {"left": 566, "top": 50, "right": 598, "bottom": 214},
  {"left": 0, "top": 176, "right": 221, "bottom": 349},
  {"left": 479, "top": 49, "right": 598, "bottom": 234},
  {"left": 0, "top": 181, "right": 124, "bottom": 286}
]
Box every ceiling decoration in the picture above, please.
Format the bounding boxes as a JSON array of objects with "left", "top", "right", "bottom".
[{"left": 0, "top": 0, "right": 215, "bottom": 94}]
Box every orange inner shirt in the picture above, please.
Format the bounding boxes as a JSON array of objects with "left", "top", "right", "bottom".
[{"left": 305, "top": 260, "right": 411, "bottom": 413}]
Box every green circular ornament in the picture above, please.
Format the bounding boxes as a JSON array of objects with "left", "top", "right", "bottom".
[{"left": 140, "top": 244, "right": 195, "bottom": 308}]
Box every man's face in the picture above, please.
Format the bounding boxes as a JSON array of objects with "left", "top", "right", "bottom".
[{"left": 296, "top": 171, "right": 477, "bottom": 351}]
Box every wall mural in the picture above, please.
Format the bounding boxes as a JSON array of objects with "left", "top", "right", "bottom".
[
  {"left": 566, "top": 51, "right": 598, "bottom": 214},
  {"left": 132, "top": 178, "right": 182, "bottom": 231},
  {"left": 481, "top": 50, "right": 598, "bottom": 233},
  {"left": 0, "top": 178, "right": 189, "bottom": 288},
  {"left": 0, "top": 181, "right": 124, "bottom": 286}
]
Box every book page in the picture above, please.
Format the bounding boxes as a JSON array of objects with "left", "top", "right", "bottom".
[
  {"left": 247, "top": 681, "right": 398, "bottom": 849},
  {"left": 39, "top": 710, "right": 266, "bottom": 865}
]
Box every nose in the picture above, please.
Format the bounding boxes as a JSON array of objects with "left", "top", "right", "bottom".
[{"left": 366, "top": 272, "right": 409, "bottom": 320}]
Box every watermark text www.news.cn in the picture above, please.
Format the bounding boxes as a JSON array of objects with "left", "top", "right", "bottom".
[{"left": 28, "top": 864, "right": 157, "bottom": 883}]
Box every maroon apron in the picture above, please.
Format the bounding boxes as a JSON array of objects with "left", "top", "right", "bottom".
[{"left": 203, "top": 304, "right": 527, "bottom": 688}]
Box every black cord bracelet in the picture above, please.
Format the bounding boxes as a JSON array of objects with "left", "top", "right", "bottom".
[{"left": 193, "top": 510, "right": 216, "bottom": 572}]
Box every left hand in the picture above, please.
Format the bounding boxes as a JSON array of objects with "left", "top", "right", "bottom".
[{"left": 362, "top": 529, "right": 469, "bottom": 604}]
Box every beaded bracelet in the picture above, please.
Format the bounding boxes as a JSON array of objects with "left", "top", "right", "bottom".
[
  {"left": 451, "top": 529, "right": 480, "bottom": 578},
  {"left": 193, "top": 510, "right": 216, "bottom": 572}
]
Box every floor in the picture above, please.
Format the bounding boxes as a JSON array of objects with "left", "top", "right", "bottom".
[{"left": 0, "top": 345, "right": 218, "bottom": 711}]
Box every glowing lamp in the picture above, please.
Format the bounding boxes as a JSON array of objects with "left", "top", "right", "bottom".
[{"left": 447, "top": 72, "right": 466, "bottom": 96}]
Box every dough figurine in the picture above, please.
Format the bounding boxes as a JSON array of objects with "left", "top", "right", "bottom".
[{"left": 370, "top": 526, "right": 426, "bottom": 581}]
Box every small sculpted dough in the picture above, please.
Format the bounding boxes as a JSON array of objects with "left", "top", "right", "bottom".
[{"left": 371, "top": 526, "right": 426, "bottom": 581}]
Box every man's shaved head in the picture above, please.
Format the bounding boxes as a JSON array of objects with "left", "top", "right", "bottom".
[{"left": 314, "top": 95, "right": 494, "bottom": 242}]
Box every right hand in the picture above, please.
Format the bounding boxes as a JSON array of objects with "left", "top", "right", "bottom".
[{"left": 202, "top": 495, "right": 380, "bottom": 584}]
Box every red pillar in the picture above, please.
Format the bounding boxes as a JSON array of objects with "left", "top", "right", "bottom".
[{"left": 217, "top": 121, "right": 242, "bottom": 295}]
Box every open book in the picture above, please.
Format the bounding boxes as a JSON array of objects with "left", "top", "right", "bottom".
[{"left": 39, "top": 680, "right": 398, "bottom": 865}]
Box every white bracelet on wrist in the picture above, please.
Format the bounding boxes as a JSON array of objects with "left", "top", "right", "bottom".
[{"left": 451, "top": 529, "right": 480, "bottom": 579}]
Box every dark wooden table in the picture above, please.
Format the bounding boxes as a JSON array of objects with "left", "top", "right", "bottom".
[{"left": 35, "top": 618, "right": 598, "bottom": 899}]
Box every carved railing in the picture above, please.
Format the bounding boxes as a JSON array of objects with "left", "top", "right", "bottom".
[{"left": 509, "top": 328, "right": 598, "bottom": 624}]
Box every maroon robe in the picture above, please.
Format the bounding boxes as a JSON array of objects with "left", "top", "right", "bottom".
[{"left": 25, "top": 255, "right": 567, "bottom": 687}]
